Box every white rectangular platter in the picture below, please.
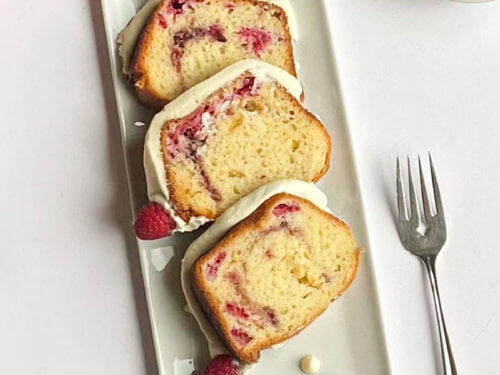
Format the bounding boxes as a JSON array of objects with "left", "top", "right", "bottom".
[{"left": 100, "top": 1, "right": 391, "bottom": 374}]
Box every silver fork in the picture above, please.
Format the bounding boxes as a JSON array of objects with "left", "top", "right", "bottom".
[{"left": 396, "top": 154, "right": 457, "bottom": 375}]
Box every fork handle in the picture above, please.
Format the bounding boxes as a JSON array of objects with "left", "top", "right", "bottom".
[{"left": 423, "top": 255, "right": 458, "bottom": 375}]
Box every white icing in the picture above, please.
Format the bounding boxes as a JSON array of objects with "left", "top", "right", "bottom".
[
  {"left": 242, "top": 362, "right": 257, "bottom": 375},
  {"left": 300, "top": 355, "right": 320, "bottom": 374},
  {"left": 173, "top": 357, "right": 195, "bottom": 375},
  {"left": 180, "top": 179, "right": 330, "bottom": 359},
  {"left": 201, "top": 111, "right": 213, "bottom": 128},
  {"left": 118, "top": 0, "right": 160, "bottom": 75},
  {"left": 144, "top": 59, "right": 303, "bottom": 233},
  {"left": 270, "top": 342, "right": 284, "bottom": 350},
  {"left": 150, "top": 246, "right": 175, "bottom": 271},
  {"left": 117, "top": 0, "right": 298, "bottom": 74}
]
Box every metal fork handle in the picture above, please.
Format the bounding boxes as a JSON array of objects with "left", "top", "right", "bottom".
[{"left": 422, "top": 255, "right": 458, "bottom": 375}]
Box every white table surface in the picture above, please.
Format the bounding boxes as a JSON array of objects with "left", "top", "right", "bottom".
[{"left": 1, "top": 0, "right": 499, "bottom": 374}]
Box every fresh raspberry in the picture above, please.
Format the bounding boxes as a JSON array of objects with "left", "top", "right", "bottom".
[
  {"left": 201, "top": 355, "right": 242, "bottom": 375},
  {"left": 134, "top": 203, "right": 176, "bottom": 240}
]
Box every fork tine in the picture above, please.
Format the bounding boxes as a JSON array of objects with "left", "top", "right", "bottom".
[
  {"left": 396, "top": 158, "right": 407, "bottom": 221},
  {"left": 407, "top": 157, "right": 419, "bottom": 223},
  {"left": 429, "top": 153, "right": 444, "bottom": 217},
  {"left": 418, "top": 156, "right": 432, "bottom": 222}
]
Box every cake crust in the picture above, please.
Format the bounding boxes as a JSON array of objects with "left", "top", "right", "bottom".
[
  {"left": 128, "top": 0, "right": 297, "bottom": 110},
  {"left": 191, "top": 193, "right": 359, "bottom": 363}
]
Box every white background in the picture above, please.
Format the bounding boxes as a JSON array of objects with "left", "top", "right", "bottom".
[{"left": 1, "top": 0, "right": 499, "bottom": 374}]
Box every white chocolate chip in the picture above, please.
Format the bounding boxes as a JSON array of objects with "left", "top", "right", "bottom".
[{"left": 300, "top": 355, "right": 320, "bottom": 374}]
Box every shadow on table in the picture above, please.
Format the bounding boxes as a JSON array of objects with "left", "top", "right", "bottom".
[{"left": 88, "top": 1, "right": 159, "bottom": 374}]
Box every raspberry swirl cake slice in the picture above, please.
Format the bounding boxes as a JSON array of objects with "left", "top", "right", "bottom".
[
  {"left": 187, "top": 183, "right": 359, "bottom": 364},
  {"left": 120, "top": 0, "right": 297, "bottom": 109},
  {"left": 138, "top": 60, "right": 330, "bottom": 239}
]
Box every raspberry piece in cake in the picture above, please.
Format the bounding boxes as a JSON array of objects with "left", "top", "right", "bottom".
[
  {"left": 226, "top": 303, "right": 250, "bottom": 320},
  {"left": 167, "top": 0, "right": 193, "bottom": 15},
  {"left": 232, "top": 76, "right": 258, "bottom": 97},
  {"left": 206, "top": 252, "right": 226, "bottom": 281},
  {"left": 263, "top": 307, "right": 279, "bottom": 327},
  {"left": 230, "top": 328, "right": 253, "bottom": 347},
  {"left": 156, "top": 13, "right": 168, "bottom": 29},
  {"left": 272, "top": 203, "right": 300, "bottom": 216},
  {"left": 237, "top": 27, "right": 273, "bottom": 57},
  {"left": 192, "top": 193, "right": 359, "bottom": 363},
  {"left": 166, "top": 104, "right": 215, "bottom": 158}
]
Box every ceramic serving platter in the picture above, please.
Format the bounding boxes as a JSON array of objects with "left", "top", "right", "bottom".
[{"left": 100, "top": 1, "right": 391, "bottom": 374}]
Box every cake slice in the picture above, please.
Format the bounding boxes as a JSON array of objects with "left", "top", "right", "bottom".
[
  {"left": 191, "top": 192, "right": 359, "bottom": 363},
  {"left": 138, "top": 60, "right": 330, "bottom": 239},
  {"left": 126, "top": 0, "right": 297, "bottom": 109}
]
